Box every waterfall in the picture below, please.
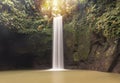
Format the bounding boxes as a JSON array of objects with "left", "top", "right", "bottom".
[{"left": 52, "top": 15, "right": 64, "bottom": 70}]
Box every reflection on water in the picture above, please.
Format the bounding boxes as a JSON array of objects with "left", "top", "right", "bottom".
[{"left": 0, "top": 70, "right": 120, "bottom": 83}]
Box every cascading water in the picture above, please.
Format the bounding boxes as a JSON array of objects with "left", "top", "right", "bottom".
[{"left": 52, "top": 15, "right": 64, "bottom": 70}]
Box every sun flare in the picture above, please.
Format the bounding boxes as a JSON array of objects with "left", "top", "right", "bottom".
[
  {"left": 53, "top": 0, "right": 58, "bottom": 7},
  {"left": 41, "top": 0, "right": 74, "bottom": 16},
  {"left": 52, "top": 0, "right": 63, "bottom": 16}
]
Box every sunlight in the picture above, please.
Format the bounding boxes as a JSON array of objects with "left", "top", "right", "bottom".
[
  {"left": 41, "top": 0, "right": 77, "bottom": 16},
  {"left": 52, "top": 0, "right": 62, "bottom": 16},
  {"left": 52, "top": 0, "right": 58, "bottom": 7},
  {"left": 41, "top": 0, "right": 64, "bottom": 16}
]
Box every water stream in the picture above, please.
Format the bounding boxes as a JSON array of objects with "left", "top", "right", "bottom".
[{"left": 52, "top": 15, "right": 64, "bottom": 70}]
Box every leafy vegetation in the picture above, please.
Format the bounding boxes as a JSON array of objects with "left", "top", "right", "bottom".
[
  {"left": 0, "top": 0, "right": 52, "bottom": 69},
  {"left": 64, "top": 0, "right": 90, "bottom": 63},
  {"left": 96, "top": 2, "right": 120, "bottom": 39},
  {"left": 64, "top": 0, "right": 120, "bottom": 64},
  {"left": 0, "top": 0, "right": 120, "bottom": 69},
  {"left": 0, "top": 0, "right": 49, "bottom": 34},
  {"left": 87, "top": 0, "right": 120, "bottom": 40}
]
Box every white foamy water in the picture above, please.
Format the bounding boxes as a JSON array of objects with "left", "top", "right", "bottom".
[
  {"left": 52, "top": 15, "right": 64, "bottom": 70},
  {"left": 46, "top": 69, "right": 66, "bottom": 71}
]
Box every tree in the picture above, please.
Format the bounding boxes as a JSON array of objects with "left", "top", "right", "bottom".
[{"left": 0, "top": 0, "right": 47, "bottom": 34}]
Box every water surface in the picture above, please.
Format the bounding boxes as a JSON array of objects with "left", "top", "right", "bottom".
[{"left": 0, "top": 70, "right": 120, "bottom": 83}]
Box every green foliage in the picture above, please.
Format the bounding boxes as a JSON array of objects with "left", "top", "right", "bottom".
[
  {"left": 64, "top": 2, "right": 90, "bottom": 61},
  {"left": 73, "top": 52, "right": 80, "bottom": 62},
  {"left": 64, "top": 0, "right": 120, "bottom": 62},
  {"left": 96, "top": 2, "right": 120, "bottom": 39},
  {"left": 86, "top": 0, "right": 120, "bottom": 40},
  {"left": 78, "top": 0, "right": 88, "bottom": 4},
  {"left": 0, "top": 0, "right": 52, "bottom": 60},
  {"left": 27, "top": 29, "right": 52, "bottom": 57},
  {"left": 0, "top": 0, "right": 48, "bottom": 34}
]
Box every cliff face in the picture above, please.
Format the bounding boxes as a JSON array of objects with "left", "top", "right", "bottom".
[
  {"left": 64, "top": 29, "right": 120, "bottom": 73},
  {"left": 64, "top": 0, "right": 120, "bottom": 73},
  {"left": 88, "top": 33, "right": 120, "bottom": 72},
  {"left": 110, "top": 39, "right": 120, "bottom": 73},
  {"left": 86, "top": 0, "right": 120, "bottom": 72}
]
